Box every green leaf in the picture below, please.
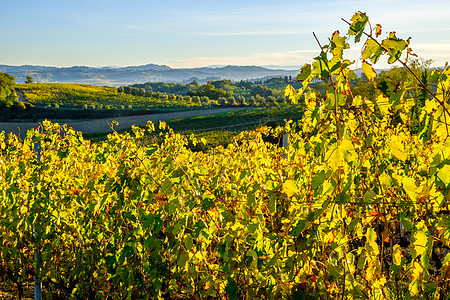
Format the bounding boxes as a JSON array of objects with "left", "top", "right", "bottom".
[
  {"left": 381, "top": 32, "right": 408, "bottom": 64},
  {"left": 105, "top": 254, "right": 116, "bottom": 266},
  {"left": 296, "top": 64, "right": 312, "bottom": 81},
  {"left": 330, "top": 31, "right": 349, "bottom": 60},
  {"left": 399, "top": 212, "right": 413, "bottom": 230},
  {"left": 312, "top": 171, "right": 326, "bottom": 188},
  {"left": 352, "top": 95, "right": 363, "bottom": 107},
  {"left": 363, "top": 190, "right": 375, "bottom": 202},
  {"left": 178, "top": 252, "right": 189, "bottom": 269},
  {"left": 247, "top": 192, "right": 256, "bottom": 208},
  {"left": 225, "top": 276, "right": 238, "bottom": 300},
  {"left": 184, "top": 234, "right": 194, "bottom": 251},
  {"left": 348, "top": 12, "right": 369, "bottom": 42},
  {"left": 362, "top": 39, "right": 384, "bottom": 64},
  {"left": 269, "top": 194, "right": 276, "bottom": 215},
  {"left": 246, "top": 249, "right": 258, "bottom": 267},
  {"left": 146, "top": 145, "right": 158, "bottom": 156}
]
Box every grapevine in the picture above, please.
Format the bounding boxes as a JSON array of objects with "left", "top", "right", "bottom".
[{"left": 1, "top": 11, "right": 450, "bottom": 299}]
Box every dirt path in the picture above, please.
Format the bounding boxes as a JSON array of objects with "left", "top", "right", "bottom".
[{"left": 0, "top": 107, "right": 246, "bottom": 139}]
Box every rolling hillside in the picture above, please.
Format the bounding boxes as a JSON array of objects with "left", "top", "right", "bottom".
[{"left": 0, "top": 64, "right": 299, "bottom": 86}]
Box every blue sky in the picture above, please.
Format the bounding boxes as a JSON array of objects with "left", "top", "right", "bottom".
[{"left": 1, "top": 0, "right": 449, "bottom": 69}]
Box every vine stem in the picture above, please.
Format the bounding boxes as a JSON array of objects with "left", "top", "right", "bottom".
[{"left": 313, "top": 32, "right": 325, "bottom": 54}]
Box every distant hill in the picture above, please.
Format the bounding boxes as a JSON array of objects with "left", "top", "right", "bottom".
[{"left": 0, "top": 64, "right": 300, "bottom": 87}]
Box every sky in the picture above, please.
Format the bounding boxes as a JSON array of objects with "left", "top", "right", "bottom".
[{"left": 1, "top": 0, "right": 449, "bottom": 69}]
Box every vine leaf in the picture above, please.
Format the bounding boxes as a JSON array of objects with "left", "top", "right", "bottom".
[
  {"left": 375, "top": 94, "right": 391, "bottom": 115},
  {"left": 392, "top": 245, "right": 403, "bottom": 266},
  {"left": 409, "top": 261, "right": 423, "bottom": 297},
  {"left": 348, "top": 11, "right": 368, "bottom": 42},
  {"left": 285, "top": 85, "right": 298, "bottom": 104},
  {"left": 366, "top": 227, "right": 379, "bottom": 256},
  {"left": 437, "top": 164, "right": 450, "bottom": 186},
  {"left": 401, "top": 177, "right": 419, "bottom": 201},
  {"left": 375, "top": 24, "right": 382, "bottom": 37},
  {"left": 390, "top": 134, "right": 407, "bottom": 161},
  {"left": 381, "top": 32, "right": 408, "bottom": 64},
  {"left": 296, "top": 64, "right": 312, "bottom": 81},
  {"left": 362, "top": 39, "right": 384, "bottom": 64},
  {"left": 282, "top": 179, "right": 298, "bottom": 197},
  {"left": 362, "top": 60, "right": 377, "bottom": 82}
]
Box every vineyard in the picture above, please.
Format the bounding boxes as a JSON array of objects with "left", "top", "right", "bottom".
[
  {"left": 14, "top": 83, "right": 202, "bottom": 110},
  {"left": 1, "top": 12, "right": 450, "bottom": 299},
  {"left": 85, "top": 104, "right": 305, "bottom": 149}
]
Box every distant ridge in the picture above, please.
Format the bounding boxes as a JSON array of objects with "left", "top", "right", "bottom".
[{"left": 0, "top": 63, "right": 299, "bottom": 87}]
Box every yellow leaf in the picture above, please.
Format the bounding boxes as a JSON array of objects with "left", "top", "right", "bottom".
[
  {"left": 379, "top": 172, "right": 392, "bottom": 191},
  {"left": 282, "top": 179, "right": 298, "bottom": 197},
  {"left": 285, "top": 85, "right": 298, "bottom": 104},
  {"left": 437, "top": 164, "right": 450, "bottom": 186},
  {"left": 362, "top": 60, "right": 377, "bottom": 82},
  {"left": 352, "top": 95, "right": 363, "bottom": 107},
  {"left": 424, "top": 99, "right": 437, "bottom": 114},
  {"left": 401, "top": 177, "right": 418, "bottom": 201},
  {"left": 365, "top": 98, "right": 375, "bottom": 112},
  {"left": 412, "top": 221, "right": 429, "bottom": 258},
  {"left": 346, "top": 112, "right": 359, "bottom": 133},
  {"left": 305, "top": 91, "right": 316, "bottom": 103},
  {"left": 409, "top": 261, "right": 423, "bottom": 297},
  {"left": 376, "top": 94, "right": 391, "bottom": 115},
  {"left": 393, "top": 244, "right": 403, "bottom": 265},
  {"left": 366, "top": 227, "right": 379, "bottom": 256},
  {"left": 435, "top": 124, "right": 449, "bottom": 141},
  {"left": 326, "top": 139, "right": 356, "bottom": 170},
  {"left": 390, "top": 134, "right": 407, "bottom": 161},
  {"left": 373, "top": 277, "right": 386, "bottom": 289}
]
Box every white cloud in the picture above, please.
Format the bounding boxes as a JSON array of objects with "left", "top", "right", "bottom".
[{"left": 410, "top": 43, "right": 450, "bottom": 66}]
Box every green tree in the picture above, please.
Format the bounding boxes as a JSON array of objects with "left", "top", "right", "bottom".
[
  {"left": 189, "top": 83, "right": 232, "bottom": 100},
  {"left": 201, "top": 96, "right": 209, "bottom": 104},
  {"left": 226, "top": 96, "right": 236, "bottom": 105},
  {"left": 0, "top": 72, "right": 18, "bottom": 107},
  {"left": 247, "top": 96, "right": 256, "bottom": 106},
  {"left": 376, "top": 66, "right": 408, "bottom": 97},
  {"left": 236, "top": 95, "right": 245, "bottom": 105},
  {"left": 266, "top": 95, "right": 276, "bottom": 106},
  {"left": 25, "top": 75, "right": 33, "bottom": 84},
  {"left": 352, "top": 75, "right": 377, "bottom": 101},
  {"left": 191, "top": 95, "right": 201, "bottom": 103},
  {"left": 123, "top": 86, "right": 131, "bottom": 94}
]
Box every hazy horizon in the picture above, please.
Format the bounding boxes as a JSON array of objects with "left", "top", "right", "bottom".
[
  {"left": 0, "top": 62, "right": 302, "bottom": 70},
  {"left": 1, "top": 0, "right": 449, "bottom": 69}
]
